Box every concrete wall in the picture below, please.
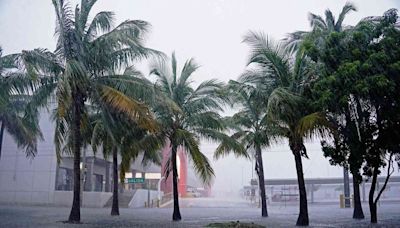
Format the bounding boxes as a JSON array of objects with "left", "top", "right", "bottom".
[
  {"left": 128, "top": 189, "right": 159, "bottom": 208},
  {"left": 0, "top": 109, "right": 57, "bottom": 205},
  {"left": 54, "top": 191, "right": 112, "bottom": 207}
]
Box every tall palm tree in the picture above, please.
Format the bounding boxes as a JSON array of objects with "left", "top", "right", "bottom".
[
  {"left": 22, "top": 0, "right": 159, "bottom": 223},
  {"left": 215, "top": 79, "right": 273, "bottom": 217},
  {"left": 243, "top": 32, "right": 330, "bottom": 226},
  {"left": 150, "top": 53, "right": 229, "bottom": 221},
  {"left": 284, "top": 3, "right": 356, "bottom": 52},
  {"left": 0, "top": 46, "right": 42, "bottom": 159}
]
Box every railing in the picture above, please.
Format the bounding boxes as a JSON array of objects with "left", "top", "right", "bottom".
[{"left": 143, "top": 192, "right": 173, "bottom": 208}]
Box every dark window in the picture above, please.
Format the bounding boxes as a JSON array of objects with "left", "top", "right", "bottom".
[
  {"left": 56, "top": 167, "right": 73, "bottom": 191},
  {"left": 94, "top": 174, "right": 103, "bottom": 192}
]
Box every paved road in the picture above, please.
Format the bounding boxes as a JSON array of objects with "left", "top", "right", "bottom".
[{"left": 0, "top": 198, "right": 399, "bottom": 227}]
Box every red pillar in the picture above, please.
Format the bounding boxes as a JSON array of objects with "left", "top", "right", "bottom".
[
  {"left": 160, "top": 142, "right": 187, "bottom": 197},
  {"left": 178, "top": 148, "right": 187, "bottom": 197}
]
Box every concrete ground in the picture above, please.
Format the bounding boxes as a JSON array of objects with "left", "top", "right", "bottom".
[{"left": 0, "top": 198, "right": 399, "bottom": 227}]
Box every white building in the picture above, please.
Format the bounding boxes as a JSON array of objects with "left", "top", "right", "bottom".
[{"left": 0, "top": 109, "right": 161, "bottom": 207}]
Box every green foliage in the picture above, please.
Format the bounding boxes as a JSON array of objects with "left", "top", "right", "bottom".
[
  {"left": 150, "top": 52, "right": 230, "bottom": 185},
  {"left": 22, "top": 0, "right": 161, "bottom": 161},
  {"left": 308, "top": 8, "right": 400, "bottom": 180}
]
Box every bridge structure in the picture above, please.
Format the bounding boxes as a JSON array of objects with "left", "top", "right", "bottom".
[{"left": 243, "top": 176, "right": 400, "bottom": 204}]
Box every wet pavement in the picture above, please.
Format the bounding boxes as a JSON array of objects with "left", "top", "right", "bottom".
[{"left": 0, "top": 198, "right": 399, "bottom": 227}]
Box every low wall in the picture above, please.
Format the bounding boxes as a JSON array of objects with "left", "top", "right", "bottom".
[
  {"left": 54, "top": 191, "right": 112, "bottom": 208},
  {"left": 129, "top": 189, "right": 160, "bottom": 208}
]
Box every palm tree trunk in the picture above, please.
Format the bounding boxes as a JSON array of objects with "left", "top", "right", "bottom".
[
  {"left": 352, "top": 174, "right": 364, "bottom": 219},
  {"left": 0, "top": 121, "right": 5, "bottom": 160},
  {"left": 111, "top": 146, "right": 120, "bottom": 216},
  {"left": 369, "top": 165, "right": 379, "bottom": 223},
  {"left": 255, "top": 144, "right": 268, "bottom": 217},
  {"left": 171, "top": 144, "right": 181, "bottom": 221},
  {"left": 294, "top": 151, "right": 309, "bottom": 226},
  {"left": 67, "top": 95, "right": 84, "bottom": 223}
]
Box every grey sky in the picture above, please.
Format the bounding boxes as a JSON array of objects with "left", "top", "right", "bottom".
[{"left": 0, "top": 0, "right": 399, "bottom": 193}]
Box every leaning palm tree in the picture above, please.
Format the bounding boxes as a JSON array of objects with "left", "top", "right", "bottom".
[
  {"left": 243, "top": 32, "right": 330, "bottom": 226},
  {"left": 150, "top": 52, "right": 230, "bottom": 221},
  {"left": 215, "top": 79, "right": 273, "bottom": 217},
  {"left": 0, "top": 46, "right": 42, "bottom": 159},
  {"left": 22, "top": 0, "right": 159, "bottom": 223},
  {"left": 284, "top": 2, "right": 357, "bottom": 52}
]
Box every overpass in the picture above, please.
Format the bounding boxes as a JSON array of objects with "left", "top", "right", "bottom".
[{"left": 243, "top": 176, "right": 400, "bottom": 203}]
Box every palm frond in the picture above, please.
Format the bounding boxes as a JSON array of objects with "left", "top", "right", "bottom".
[
  {"left": 98, "top": 85, "right": 158, "bottom": 132},
  {"left": 85, "top": 11, "right": 115, "bottom": 41},
  {"left": 296, "top": 112, "right": 333, "bottom": 140},
  {"left": 243, "top": 31, "right": 291, "bottom": 87},
  {"left": 308, "top": 13, "right": 327, "bottom": 30},
  {"left": 175, "top": 129, "right": 214, "bottom": 185},
  {"left": 336, "top": 2, "right": 357, "bottom": 31}
]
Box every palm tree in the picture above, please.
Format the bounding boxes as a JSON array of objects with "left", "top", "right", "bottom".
[
  {"left": 90, "top": 90, "right": 163, "bottom": 216},
  {"left": 150, "top": 52, "right": 229, "bottom": 221},
  {"left": 243, "top": 32, "right": 330, "bottom": 226},
  {"left": 215, "top": 79, "right": 273, "bottom": 217},
  {"left": 284, "top": 3, "right": 356, "bottom": 52},
  {"left": 21, "top": 0, "right": 159, "bottom": 223},
  {"left": 0, "top": 46, "right": 42, "bottom": 159},
  {"left": 285, "top": 3, "right": 370, "bottom": 220}
]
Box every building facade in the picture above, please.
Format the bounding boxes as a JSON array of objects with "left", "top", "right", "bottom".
[{"left": 0, "top": 109, "right": 162, "bottom": 207}]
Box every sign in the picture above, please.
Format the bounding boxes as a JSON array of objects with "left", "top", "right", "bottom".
[{"left": 127, "top": 177, "right": 145, "bottom": 183}]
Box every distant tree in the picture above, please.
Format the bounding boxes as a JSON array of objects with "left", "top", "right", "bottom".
[{"left": 215, "top": 78, "right": 272, "bottom": 217}]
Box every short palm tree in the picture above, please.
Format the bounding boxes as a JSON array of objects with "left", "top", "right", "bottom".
[
  {"left": 243, "top": 32, "right": 330, "bottom": 226},
  {"left": 215, "top": 79, "right": 273, "bottom": 217},
  {"left": 150, "top": 53, "right": 229, "bottom": 221},
  {"left": 90, "top": 104, "right": 162, "bottom": 216},
  {"left": 21, "top": 0, "right": 159, "bottom": 223},
  {"left": 0, "top": 46, "right": 42, "bottom": 159}
]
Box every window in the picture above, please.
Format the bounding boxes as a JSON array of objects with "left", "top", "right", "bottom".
[
  {"left": 94, "top": 174, "right": 103, "bottom": 192},
  {"left": 56, "top": 167, "right": 73, "bottom": 191}
]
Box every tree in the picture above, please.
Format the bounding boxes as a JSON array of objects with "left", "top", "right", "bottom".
[
  {"left": 90, "top": 103, "right": 162, "bottom": 216},
  {"left": 243, "top": 32, "right": 331, "bottom": 226},
  {"left": 285, "top": 3, "right": 370, "bottom": 219},
  {"left": 0, "top": 46, "right": 43, "bottom": 160},
  {"left": 150, "top": 53, "right": 229, "bottom": 221},
  {"left": 307, "top": 8, "right": 400, "bottom": 223},
  {"left": 22, "top": 0, "right": 159, "bottom": 223},
  {"left": 215, "top": 78, "right": 272, "bottom": 217}
]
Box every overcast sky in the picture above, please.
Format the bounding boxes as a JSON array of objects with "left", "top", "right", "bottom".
[{"left": 1, "top": 0, "right": 399, "bottom": 193}]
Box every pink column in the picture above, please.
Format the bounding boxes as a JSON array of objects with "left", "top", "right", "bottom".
[
  {"left": 178, "top": 147, "right": 187, "bottom": 197},
  {"left": 160, "top": 143, "right": 188, "bottom": 197}
]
